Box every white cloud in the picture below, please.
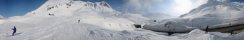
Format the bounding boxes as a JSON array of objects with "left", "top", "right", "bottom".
[
  {"left": 0, "top": 15, "right": 3, "bottom": 24},
  {"left": 0, "top": 15, "right": 3, "bottom": 19},
  {"left": 124, "top": 0, "right": 171, "bottom": 19},
  {"left": 125, "top": 0, "right": 208, "bottom": 17},
  {"left": 125, "top": 0, "right": 156, "bottom": 10},
  {"left": 171, "top": 0, "right": 208, "bottom": 16}
]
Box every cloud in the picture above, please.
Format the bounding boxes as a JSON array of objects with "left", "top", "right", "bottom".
[
  {"left": 125, "top": 0, "right": 158, "bottom": 10},
  {"left": 125, "top": 0, "right": 147, "bottom": 12},
  {"left": 171, "top": 0, "right": 208, "bottom": 16},
  {"left": 124, "top": 0, "right": 208, "bottom": 17},
  {"left": 0, "top": 15, "right": 3, "bottom": 19},
  {"left": 0, "top": 15, "right": 3, "bottom": 24},
  {"left": 124, "top": 0, "right": 172, "bottom": 19}
]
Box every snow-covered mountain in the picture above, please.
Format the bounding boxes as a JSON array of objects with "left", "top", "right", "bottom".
[
  {"left": 143, "top": 0, "right": 244, "bottom": 32},
  {"left": 1, "top": 0, "right": 244, "bottom": 40},
  {"left": 0, "top": 0, "right": 157, "bottom": 40}
]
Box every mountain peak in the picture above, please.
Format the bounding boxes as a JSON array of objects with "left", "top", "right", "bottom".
[
  {"left": 43, "top": 0, "right": 112, "bottom": 11},
  {"left": 180, "top": 0, "right": 243, "bottom": 17},
  {"left": 84, "top": 1, "right": 111, "bottom": 8},
  {"left": 25, "top": 0, "right": 114, "bottom": 16}
]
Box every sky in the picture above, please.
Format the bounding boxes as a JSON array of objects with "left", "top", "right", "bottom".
[
  {"left": 0, "top": 0, "right": 244, "bottom": 18},
  {"left": 0, "top": 0, "right": 46, "bottom": 18}
]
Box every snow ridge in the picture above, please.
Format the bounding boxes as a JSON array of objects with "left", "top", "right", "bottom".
[{"left": 25, "top": 0, "right": 113, "bottom": 17}]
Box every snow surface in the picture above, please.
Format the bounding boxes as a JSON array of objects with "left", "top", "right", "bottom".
[
  {"left": 0, "top": 0, "right": 244, "bottom": 40},
  {"left": 143, "top": 0, "right": 244, "bottom": 32}
]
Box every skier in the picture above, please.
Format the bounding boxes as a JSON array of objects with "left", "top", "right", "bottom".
[
  {"left": 153, "top": 20, "right": 157, "bottom": 22},
  {"left": 78, "top": 20, "right": 80, "bottom": 23},
  {"left": 230, "top": 30, "right": 235, "bottom": 35},
  {"left": 48, "top": 13, "right": 51, "bottom": 16},
  {"left": 167, "top": 32, "right": 174, "bottom": 36},
  {"left": 205, "top": 26, "right": 209, "bottom": 33},
  {"left": 12, "top": 26, "right": 16, "bottom": 36}
]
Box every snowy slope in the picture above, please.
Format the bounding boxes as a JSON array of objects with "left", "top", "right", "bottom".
[
  {"left": 0, "top": 0, "right": 170, "bottom": 40},
  {"left": 181, "top": 0, "right": 244, "bottom": 27},
  {"left": 1, "top": 0, "right": 244, "bottom": 40},
  {"left": 0, "top": 16, "right": 178, "bottom": 40},
  {"left": 22, "top": 0, "right": 147, "bottom": 31},
  {"left": 143, "top": 0, "right": 244, "bottom": 32}
]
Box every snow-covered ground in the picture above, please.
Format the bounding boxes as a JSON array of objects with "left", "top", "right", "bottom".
[
  {"left": 143, "top": 0, "right": 244, "bottom": 32},
  {"left": 0, "top": 0, "right": 244, "bottom": 40}
]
